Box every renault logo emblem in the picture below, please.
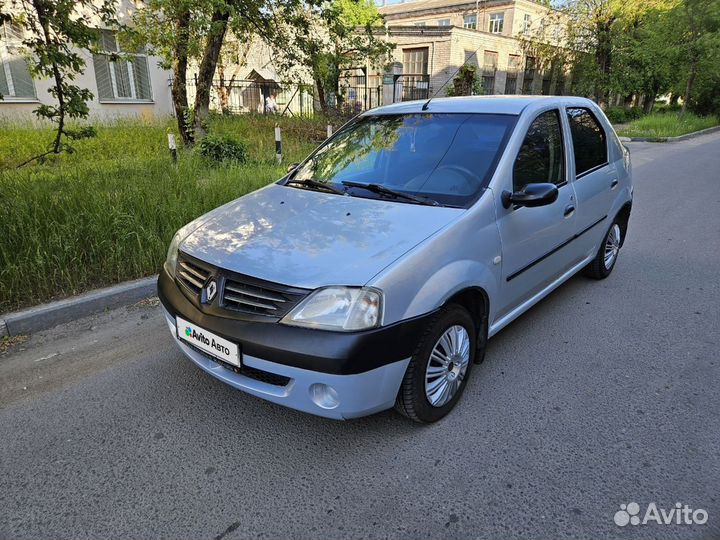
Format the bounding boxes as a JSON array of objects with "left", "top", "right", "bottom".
[{"left": 204, "top": 280, "right": 217, "bottom": 303}]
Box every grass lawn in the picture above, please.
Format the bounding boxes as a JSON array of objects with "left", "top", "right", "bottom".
[
  {"left": 0, "top": 114, "right": 328, "bottom": 313},
  {"left": 617, "top": 111, "right": 719, "bottom": 139}
]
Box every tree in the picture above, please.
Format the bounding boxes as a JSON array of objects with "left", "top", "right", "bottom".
[
  {"left": 278, "top": 0, "right": 394, "bottom": 115},
  {"left": 1, "top": 0, "right": 117, "bottom": 165},
  {"left": 445, "top": 65, "right": 482, "bottom": 96},
  {"left": 130, "top": 0, "right": 319, "bottom": 146}
]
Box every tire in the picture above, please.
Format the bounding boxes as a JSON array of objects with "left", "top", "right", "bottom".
[
  {"left": 395, "top": 304, "right": 478, "bottom": 423},
  {"left": 584, "top": 220, "right": 622, "bottom": 280}
]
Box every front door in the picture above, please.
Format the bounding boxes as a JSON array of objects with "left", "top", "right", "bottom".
[{"left": 494, "top": 109, "right": 579, "bottom": 317}]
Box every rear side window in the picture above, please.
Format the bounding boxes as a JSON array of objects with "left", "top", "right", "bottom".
[
  {"left": 566, "top": 107, "right": 608, "bottom": 176},
  {"left": 513, "top": 109, "right": 565, "bottom": 192}
]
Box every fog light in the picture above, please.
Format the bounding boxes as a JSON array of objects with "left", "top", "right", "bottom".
[{"left": 309, "top": 383, "right": 340, "bottom": 409}]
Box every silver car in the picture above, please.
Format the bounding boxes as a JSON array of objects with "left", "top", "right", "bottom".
[{"left": 158, "top": 96, "right": 633, "bottom": 423}]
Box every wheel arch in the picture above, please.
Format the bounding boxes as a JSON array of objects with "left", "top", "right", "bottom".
[
  {"left": 615, "top": 201, "right": 632, "bottom": 247},
  {"left": 445, "top": 286, "right": 490, "bottom": 360}
]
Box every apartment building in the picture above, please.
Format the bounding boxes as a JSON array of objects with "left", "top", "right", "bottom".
[
  {"left": 375, "top": 0, "right": 567, "bottom": 100},
  {"left": 0, "top": 12, "right": 173, "bottom": 120}
]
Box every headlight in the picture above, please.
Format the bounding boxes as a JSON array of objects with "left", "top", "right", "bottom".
[
  {"left": 281, "top": 287, "right": 383, "bottom": 331},
  {"left": 164, "top": 231, "right": 182, "bottom": 278}
]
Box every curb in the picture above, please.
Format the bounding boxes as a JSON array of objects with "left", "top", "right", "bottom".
[
  {"left": 619, "top": 125, "right": 720, "bottom": 143},
  {"left": 0, "top": 275, "right": 158, "bottom": 337}
]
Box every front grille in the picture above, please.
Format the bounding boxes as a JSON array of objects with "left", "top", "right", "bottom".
[
  {"left": 222, "top": 277, "right": 307, "bottom": 318},
  {"left": 177, "top": 257, "right": 211, "bottom": 294}
]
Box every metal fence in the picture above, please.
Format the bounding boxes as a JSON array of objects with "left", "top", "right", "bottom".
[
  {"left": 186, "top": 77, "right": 316, "bottom": 116},
  {"left": 183, "top": 73, "right": 432, "bottom": 118}
]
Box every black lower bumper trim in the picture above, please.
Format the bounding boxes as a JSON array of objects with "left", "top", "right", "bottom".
[{"left": 158, "top": 269, "right": 434, "bottom": 375}]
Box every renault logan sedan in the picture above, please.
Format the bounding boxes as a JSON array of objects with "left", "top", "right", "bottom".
[{"left": 158, "top": 96, "right": 632, "bottom": 423}]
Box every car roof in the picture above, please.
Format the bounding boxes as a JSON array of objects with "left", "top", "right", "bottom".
[{"left": 362, "top": 95, "right": 597, "bottom": 116}]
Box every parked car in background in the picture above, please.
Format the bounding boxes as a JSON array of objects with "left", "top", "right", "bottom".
[{"left": 158, "top": 96, "right": 633, "bottom": 423}]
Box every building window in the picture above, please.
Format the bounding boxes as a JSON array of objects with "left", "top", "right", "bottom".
[
  {"left": 403, "top": 47, "right": 429, "bottom": 75},
  {"left": 438, "top": 19, "right": 451, "bottom": 26},
  {"left": 489, "top": 13, "right": 504, "bottom": 33},
  {"left": 93, "top": 29, "right": 152, "bottom": 102},
  {"left": 464, "top": 50, "right": 479, "bottom": 66},
  {"left": 523, "top": 14, "right": 532, "bottom": 32},
  {"left": 505, "top": 54, "right": 521, "bottom": 94},
  {"left": 463, "top": 14, "right": 477, "bottom": 30},
  {"left": 414, "top": 21, "right": 426, "bottom": 27},
  {"left": 0, "top": 23, "right": 36, "bottom": 100},
  {"left": 522, "top": 56, "right": 535, "bottom": 94},
  {"left": 482, "top": 51, "right": 498, "bottom": 95},
  {"left": 542, "top": 71, "right": 553, "bottom": 95}
]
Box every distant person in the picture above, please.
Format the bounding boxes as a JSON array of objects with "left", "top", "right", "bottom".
[{"left": 265, "top": 93, "right": 278, "bottom": 114}]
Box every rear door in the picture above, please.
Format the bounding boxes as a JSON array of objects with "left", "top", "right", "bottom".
[
  {"left": 564, "top": 106, "right": 616, "bottom": 258},
  {"left": 494, "top": 108, "right": 578, "bottom": 317}
]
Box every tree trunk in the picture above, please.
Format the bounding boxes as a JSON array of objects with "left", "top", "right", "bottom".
[
  {"left": 193, "top": 9, "right": 230, "bottom": 138},
  {"left": 595, "top": 19, "right": 614, "bottom": 110},
  {"left": 642, "top": 93, "right": 655, "bottom": 114},
  {"left": 172, "top": 8, "right": 192, "bottom": 146},
  {"left": 314, "top": 72, "right": 328, "bottom": 115},
  {"left": 682, "top": 56, "right": 697, "bottom": 114},
  {"left": 32, "top": 0, "right": 65, "bottom": 154}
]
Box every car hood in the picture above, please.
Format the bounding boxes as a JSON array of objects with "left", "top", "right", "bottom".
[{"left": 180, "top": 184, "right": 464, "bottom": 288}]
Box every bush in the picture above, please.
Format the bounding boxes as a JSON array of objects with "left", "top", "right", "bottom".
[
  {"left": 605, "top": 107, "right": 628, "bottom": 124},
  {"left": 198, "top": 135, "right": 247, "bottom": 164},
  {"left": 605, "top": 106, "right": 644, "bottom": 124}
]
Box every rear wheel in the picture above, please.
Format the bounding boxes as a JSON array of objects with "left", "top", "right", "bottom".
[
  {"left": 395, "top": 304, "right": 478, "bottom": 423},
  {"left": 584, "top": 221, "right": 622, "bottom": 279}
]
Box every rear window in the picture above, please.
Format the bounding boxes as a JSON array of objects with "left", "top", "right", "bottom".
[
  {"left": 292, "top": 113, "right": 517, "bottom": 207},
  {"left": 566, "top": 107, "right": 608, "bottom": 176}
]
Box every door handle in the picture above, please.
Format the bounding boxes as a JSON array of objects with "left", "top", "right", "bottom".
[
  {"left": 610, "top": 178, "right": 619, "bottom": 189},
  {"left": 564, "top": 205, "right": 575, "bottom": 217}
]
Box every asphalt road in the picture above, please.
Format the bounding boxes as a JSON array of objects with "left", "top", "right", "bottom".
[{"left": 1, "top": 133, "right": 719, "bottom": 540}]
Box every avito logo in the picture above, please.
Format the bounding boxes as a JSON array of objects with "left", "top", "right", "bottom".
[{"left": 614, "top": 502, "right": 708, "bottom": 527}]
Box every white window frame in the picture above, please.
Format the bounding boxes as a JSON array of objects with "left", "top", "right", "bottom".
[
  {"left": 438, "top": 19, "right": 451, "bottom": 26},
  {"left": 0, "top": 23, "right": 37, "bottom": 102},
  {"left": 489, "top": 13, "right": 504, "bottom": 34},
  {"left": 463, "top": 14, "right": 477, "bottom": 29},
  {"left": 98, "top": 31, "right": 153, "bottom": 103},
  {"left": 523, "top": 14, "right": 532, "bottom": 32}
]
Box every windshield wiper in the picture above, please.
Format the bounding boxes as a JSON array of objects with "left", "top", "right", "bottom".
[
  {"left": 341, "top": 181, "right": 440, "bottom": 206},
  {"left": 285, "top": 178, "right": 346, "bottom": 196}
]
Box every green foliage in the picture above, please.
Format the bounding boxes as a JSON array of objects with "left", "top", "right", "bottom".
[
  {"left": 617, "top": 111, "right": 719, "bottom": 138},
  {"left": 0, "top": 114, "right": 328, "bottom": 312},
  {"left": 4, "top": 0, "right": 118, "bottom": 160},
  {"left": 605, "top": 106, "right": 644, "bottom": 124},
  {"left": 521, "top": 0, "right": 720, "bottom": 115},
  {"left": 445, "top": 65, "right": 483, "bottom": 97},
  {"left": 198, "top": 134, "right": 248, "bottom": 164},
  {"left": 276, "top": 0, "right": 394, "bottom": 113}
]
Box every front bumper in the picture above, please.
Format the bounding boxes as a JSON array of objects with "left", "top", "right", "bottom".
[
  {"left": 163, "top": 307, "right": 410, "bottom": 419},
  {"left": 157, "top": 268, "right": 433, "bottom": 419}
]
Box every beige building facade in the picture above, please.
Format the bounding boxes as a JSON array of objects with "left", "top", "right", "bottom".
[
  {"left": 0, "top": 3, "right": 174, "bottom": 121},
  {"left": 376, "top": 0, "right": 566, "bottom": 100}
]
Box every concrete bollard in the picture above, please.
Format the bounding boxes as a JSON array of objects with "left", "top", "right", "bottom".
[
  {"left": 167, "top": 131, "right": 177, "bottom": 163},
  {"left": 275, "top": 124, "right": 282, "bottom": 164},
  {"left": 327, "top": 124, "right": 333, "bottom": 138}
]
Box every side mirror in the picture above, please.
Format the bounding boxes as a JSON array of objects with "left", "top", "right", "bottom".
[
  {"left": 287, "top": 162, "right": 299, "bottom": 173},
  {"left": 501, "top": 183, "right": 559, "bottom": 209}
]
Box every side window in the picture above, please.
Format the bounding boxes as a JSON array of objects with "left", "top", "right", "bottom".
[
  {"left": 566, "top": 107, "right": 608, "bottom": 176},
  {"left": 513, "top": 109, "right": 565, "bottom": 192}
]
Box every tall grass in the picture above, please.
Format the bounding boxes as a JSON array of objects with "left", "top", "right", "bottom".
[
  {"left": 0, "top": 114, "right": 326, "bottom": 312},
  {"left": 617, "top": 112, "right": 719, "bottom": 138}
]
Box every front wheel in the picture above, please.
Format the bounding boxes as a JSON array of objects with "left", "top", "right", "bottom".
[
  {"left": 584, "top": 221, "right": 622, "bottom": 279},
  {"left": 395, "top": 304, "right": 478, "bottom": 423}
]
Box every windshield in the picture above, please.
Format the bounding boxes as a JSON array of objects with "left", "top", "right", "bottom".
[{"left": 290, "top": 113, "right": 516, "bottom": 207}]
